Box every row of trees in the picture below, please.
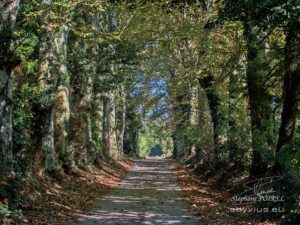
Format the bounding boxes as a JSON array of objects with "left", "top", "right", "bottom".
[
  {"left": 0, "top": 0, "right": 145, "bottom": 209},
  {"left": 127, "top": 0, "right": 299, "bottom": 177},
  {"left": 122, "top": 0, "right": 300, "bottom": 217}
]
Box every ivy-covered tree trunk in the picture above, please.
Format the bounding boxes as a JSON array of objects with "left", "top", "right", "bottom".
[
  {"left": 38, "top": 0, "right": 71, "bottom": 172},
  {"left": 169, "top": 71, "right": 191, "bottom": 160},
  {"left": 38, "top": 32, "right": 56, "bottom": 172},
  {"left": 39, "top": 30, "right": 71, "bottom": 172},
  {"left": 69, "top": 70, "right": 87, "bottom": 166},
  {"left": 275, "top": 21, "right": 300, "bottom": 170},
  {"left": 188, "top": 85, "right": 200, "bottom": 159},
  {"left": 123, "top": 92, "right": 140, "bottom": 156},
  {"left": 92, "top": 92, "right": 103, "bottom": 159},
  {"left": 123, "top": 117, "right": 139, "bottom": 156},
  {"left": 37, "top": 0, "right": 57, "bottom": 172},
  {"left": 102, "top": 90, "right": 118, "bottom": 159},
  {"left": 117, "top": 83, "right": 126, "bottom": 154},
  {"left": 85, "top": 71, "right": 94, "bottom": 163},
  {"left": 243, "top": 21, "right": 273, "bottom": 176},
  {"left": 101, "top": 9, "right": 121, "bottom": 160},
  {"left": 68, "top": 41, "right": 94, "bottom": 166},
  {"left": 67, "top": 8, "right": 105, "bottom": 166},
  {"left": 228, "top": 68, "right": 240, "bottom": 163},
  {"left": 173, "top": 96, "right": 191, "bottom": 160},
  {"left": 54, "top": 25, "right": 70, "bottom": 168},
  {"left": 227, "top": 52, "right": 247, "bottom": 168},
  {"left": 199, "top": 74, "right": 223, "bottom": 166},
  {"left": 89, "top": 12, "right": 105, "bottom": 163}
]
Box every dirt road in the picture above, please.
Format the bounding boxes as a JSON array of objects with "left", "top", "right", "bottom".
[{"left": 77, "top": 158, "right": 202, "bottom": 225}]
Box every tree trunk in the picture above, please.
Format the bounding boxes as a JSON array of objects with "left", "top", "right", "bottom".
[
  {"left": 228, "top": 69, "right": 239, "bottom": 163},
  {"left": 38, "top": 0, "right": 71, "bottom": 172},
  {"left": 37, "top": 0, "right": 56, "bottom": 172},
  {"left": 173, "top": 93, "right": 191, "bottom": 160},
  {"left": 199, "top": 74, "right": 223, "bottom": 166},
  {"left": 38, "top": 31, "right": 57, "bottom": 172},
  {"left": 84, "top": 69, "right": 94, "bottom": 163},
  {"left": 54, "top": 25, "right": 70, "bottom": 168},
  {"left": 102, "top": 90, "right": 118, "bottom": 159},
  {"left": 92, "top": 93, "right": 103, "bottom": 159},
  {"left": 123, "top": 94, "right": 140, "bottom": 156},
  {"left": 0, "top": 69, "right": 14, "bottom": 176},
  {"left": 0, "top": 0, "right": 20, "bottom": 176},
  {"left": 187, "top": 85, "right": 199, "bottom": 160},
  {"left": 69, "top": 52, "right": 94, "bottom": 166},
  {"left": 275, "top": 22, "right": 300, "bottom": 171},
  {"left": 199, "top": 75, "right": 221, "bottom": 145},
  {"left": 117, "top": 84, "right": 126, "bottom": 155},
  {"left": 100, "top": 8, "right": 121, "bottom": 160},
  {"left": 243, "top": 21, "right": 273, "bottom": 176},
  {"left": 169, "top": 71, "right": 192, "bottom": 160},
  {"left": 172, "top": 135, "right": 178, "bottom": 159},
  {"left": 90, "top": 12, "right": 104, "bottom": 163}
]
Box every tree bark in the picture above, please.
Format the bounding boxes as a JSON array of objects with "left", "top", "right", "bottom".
[
  {"left": 199, "top": 75, "right": 221, "bottom": 145},
  {"left": 169, "top": 70, "right": 192, "bottom": 160},
  {"left": 68, "top": 41, "right": 94, "bottom": 166},
  {"left": 0, "top": 0, "right": 20, "bottom": 176},
  {"left": 92, "top": 93, "right": 103, "bottom": 159},
  {"left": 123, "top": 93, "right": 140, "bottom": 156},
  {"left": 54, "top": 25, "right": 70, "bottom": 168},
  {"left": 102, "top": 90, "right": 118, "bottom": 159},
  {"left": 101, "top": 8, "right": 121, "bottom": 160},
  {"left": 187, "top": 85, "right": 200, "bottom": 160},
  {"left": 228, "top": 69, "right": 239, "bottom": 162},
  {"left": 275, "top": 22, "right": 300, "bottom": 171},
  {"left": 117, "top": 84, "right": 126, "bottom": 155},
  {"left": 38, "top": 0, "right": 71, "bottom": 172},
  {"left": 85, "top": 71, "right": 94, "bottom": 162},
  {"left": 38, "top": 30, "right": 57, "bottom": 172},
  {"left": 243, "top": 21, "right": 273, "bottom": 176},
  {"left": 198, "top": 74, "right": 223, "bottom": 166}
]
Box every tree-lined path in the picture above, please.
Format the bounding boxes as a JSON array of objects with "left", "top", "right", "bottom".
[
  {"left": 1, "top": 0, "right": 299, "bottom": 224},
  {"left": 77, "top": 159, "right": 201, "bottom": 225}
]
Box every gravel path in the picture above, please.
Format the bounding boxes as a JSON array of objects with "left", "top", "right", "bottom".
[{"left": 77, "top": 158, "right": 203, "bottom": 225}]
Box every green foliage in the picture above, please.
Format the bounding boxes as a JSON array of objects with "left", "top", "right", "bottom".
[
  {"left": 186, "top": 125, "right": 214, "bottom": 147},
  {"left": 91, "top": 123, "right": 102, "bottom": 152},
  {"left": 279, "top": 128, "right": 300, "bottom": 174},
  {"left": 0, "top": 202, "right": 11, "bottom": 218},
  {"left": 13, "top": 83, "right": 39, "bottom": 151},
  {"left": 14, "top": 32, "right": 38, "bottom": 61},
  {"left": 0, "top": 202, "right": 22, "bottom": 221},
  {"left": 138, "top": 132, "right": 157, "bottom": 157}
]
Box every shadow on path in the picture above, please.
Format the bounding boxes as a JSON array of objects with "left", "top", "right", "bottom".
[{"left": 76, "top": 159, "right": 202, "bottom": 225}]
